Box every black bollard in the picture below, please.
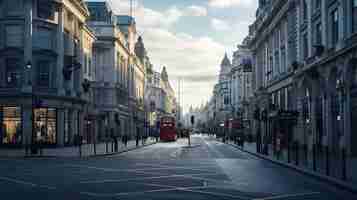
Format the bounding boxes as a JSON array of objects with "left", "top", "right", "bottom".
[
  {"left": 288, "top": 143, "right": 291, "bottom": 163},
  {"left": 313, "top": 144, "right": 316, "bottom": 171},
  {"left": 342, "top": 148, "right": 347, "bottom": 181},
  {"left": 304, "top": 144, "right": 308, "bottom": 165},
  {"left": 295, "top": 142, "right": 299, "bottom": 166},
  {"left": 326, "top": 146, "right": 330, "bottom": 176},
  {"left": 106, "top": 140, "right": 108, "bottom": 154}
]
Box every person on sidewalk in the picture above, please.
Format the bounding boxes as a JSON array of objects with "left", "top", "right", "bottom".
[
  {"left": 256, "top": 130, "right": 262, "bottom": 153},
  {"left": 136, "top": 132, "right": 139, "bottom": 147},
  {"left": 124, "top": 134, "right": 128, "bottom": 147},
  {"left": 110, "top": 129, "right": 115, "bottom": 152}
]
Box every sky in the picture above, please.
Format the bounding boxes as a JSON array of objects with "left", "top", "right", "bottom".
[{"left": 88, "top": 0, "right": 258, "bottom": 113}]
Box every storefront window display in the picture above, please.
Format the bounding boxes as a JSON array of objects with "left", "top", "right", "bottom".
[
  {"left": 1, "top": 107, "right": 22, "bottom": 145},
  {"left": 33, "top": 108, "right": 57, "bottom": 145}
]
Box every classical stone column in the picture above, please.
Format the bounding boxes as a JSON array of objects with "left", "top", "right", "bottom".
[
  {"left": 22, "top": 105, "right": 32, "bottom": 147},
  {"left": 57, "top": 5, "right": 65, "bottom": 95},
  {"left": 57, "top": 109, "right": 64, "bottom": 146},
  {"left": 22, "top": 0, "right": 33, "bottom": 93}
]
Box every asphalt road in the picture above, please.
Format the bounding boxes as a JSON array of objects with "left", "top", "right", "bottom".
[{"left": 0, "top": 135, "right": 356, "bottom": 200}]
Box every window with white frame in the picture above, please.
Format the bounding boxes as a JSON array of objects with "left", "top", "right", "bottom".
[
  {"left": 6, "top": 0, "right": 23, "bottom": 16},
  {"left": 331, "top": 9, "right": 339, "bottom": 46},
  {"left": 37, "top": 60, "right": 50, "bottom": 87},
  {"left": 303, "top": 33, "right": 309, "bottom": 59},
  {"left": 315, "top": 23, "right": 322, "bottom": 45},
  {"left": 37, "top": 0, "right": 55, "bottom": 20},
  {"left": 5, "top": 58, "right": 22, "bottom": 87},
  {"left": 353, "top": 0, "right": 357, "bottom": 33},
  {"left": 303, "top": 0, "right": 308, "bottom": 21},
  {"left": 5, "top": 25, "right": 23, "bottom": 47},
  {"left": 34, "top": 27, "right": 52, "bottom": 50}
]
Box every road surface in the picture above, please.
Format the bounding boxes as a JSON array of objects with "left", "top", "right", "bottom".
[{"left": 0, "top": 135, "right": 355, "bottom": 199}]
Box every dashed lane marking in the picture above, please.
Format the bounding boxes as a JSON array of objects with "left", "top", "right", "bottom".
[
  {"left": 252, "top": 192, "right": 321, "bottom": 200},
  {"left": 67, "top": 163, "right": 232, "bottom": 185},
  {"left": 0, "top": 176, "right": 56, "bottom": 190},
  {"left": 64, "top": 164, "right": 167, "bottom": 176},
  {"left": 80, "top": 172, "right": 225, "bottom": 184}
]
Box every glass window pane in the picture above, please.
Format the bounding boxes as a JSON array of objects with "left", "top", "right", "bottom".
[
  {"left": 34, "top": 108, "right": 57, "bottom": 144},
  {"left": 34, "top": 28, "right": 52, "bottom": 50},
  {"left": 37, "top": 61, "right": 50, "bottom": 87},
  {"left": 2, "top": 107, "right": 22, "bottom": 145},
  {"left": 6, "top": 25, "right": 23, "bottom": 47},
  {"left": 6, "top": 59, "right": 21, "bottom": 87}
]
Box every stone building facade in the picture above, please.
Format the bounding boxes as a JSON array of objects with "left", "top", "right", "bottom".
[
  {"left": 86, "top": 1, "right": 131, "bottom": 140},
  {"left": 230, "top": 41, "right": 254, "bottom": 134},
  {"left": 249, "top": 0, "right": 357, "bottom": 160},
  {"left": 0, "top": 0, "right": 96, "bottom": 147}
]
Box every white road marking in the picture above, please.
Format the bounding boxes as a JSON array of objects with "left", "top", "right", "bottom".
[
  {"left": 0, "top": 176, "right": 56, "bottom": 190},
  {"left": 80, "top": 172, "right": 225, "bottom": 184},
  {"left": 68, "top": 163, "right": 230, "bottom": 185},
  {"left": 135, "top": 162, "right": 219, "bottom": 170},
  {"left": 169, "top": 148, "right": 181, "bottom": 158},
  {"left": 64, "top": 164, "right": 166, "bottom": 176},
  {"left": 252, "top": 192, "right": 321, "bottom": 200}
]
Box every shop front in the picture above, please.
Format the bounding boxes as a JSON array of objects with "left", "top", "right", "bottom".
[
  {"left": 0, "top": 106, "right": 22, "bottom": 147},
  {"left": 32, "top": 108, "right": 57, "bottom": 146}
]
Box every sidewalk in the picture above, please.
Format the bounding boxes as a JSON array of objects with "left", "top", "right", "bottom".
[
  {"left": 0, "top": 137, "right": 157, "bottom": 158},
  {"left": 222, "top": 139, "right": 357, "bottom": 193}
]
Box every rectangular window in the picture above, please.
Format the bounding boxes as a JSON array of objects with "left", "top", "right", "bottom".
[
  {"left": 275, "top": 51, "right": 280, "bottom": 76},
  {"left": 303, "top": 33, "right": 308, "bottom": 59},
  {"left": 331, "top": 9, "right": 339, "bottom": 46},
  {"left": 316, "top": 23, "right": 322, "bottom": 45},
  {"left": 37, "top": 0, "right": 55, "bottom": 20},
  {"left": 88, "top": 57, "right": 92, "bottom": 77},
  {"left": 37, "top": 61, "right": 50, "bottom": 87},
  {"left": 315, "top": 0, "right": 321, "bottom": 10},
  {"left": 6, "top": 0, "right": 23, "bottom": 16},
  {"left": 353, "top": 0, "right": 357, "bottom": 33},
  {"left": 33, "top": 108, "right": 57, "bottom": 145},
  {"left": 34, "top": 27, "right": 52, "bottom": 50},
  {"left": 281, "top": 48, "right": 286, "bottom": 73},
  {"left": 84, "top": 54, "right": 88, "bottom": 74},
  {"left": 287, "top": 85, "right": 293, "bottom": 109},
  {"left": 303, "top": 0, "right": 308, "bottom": 21},
  {"left": 6, "top": 58, "right": 22, "bottom": 87},
  {"left": 6, "top": 25, "right": 23, "bottom": 47},
  {"left": 1, "top": 107, "right": 22, "bottom": 145}
]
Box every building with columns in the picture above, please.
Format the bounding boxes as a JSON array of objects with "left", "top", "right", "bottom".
[
  {"left": 230, "top": 39, "right": 254, "bottom": 135},
  {"left": 0, "top": 0, "right": 96, "bottom": 147},
  {"left": 249, "top": 0, "right": 357, "bottom": 171},
  {"left": 86, "top": 1, "right": 131, "bottom": 141}
]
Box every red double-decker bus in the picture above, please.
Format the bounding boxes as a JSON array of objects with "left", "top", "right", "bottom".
[{"left": 160, "top": 116, "right": 177, "bottom": 142}]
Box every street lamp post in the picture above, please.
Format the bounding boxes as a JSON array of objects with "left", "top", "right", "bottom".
[
  {"left": 25, "top": 61, "right": 32, "bottom": 156},
  {"left": 82, "top": 79, "right": 93, "bottom": 155},
  {"left": 336, "top": 78, "right": 347, "bottom": 180}
]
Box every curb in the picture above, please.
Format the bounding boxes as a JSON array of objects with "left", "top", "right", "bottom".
[
  {"left": 222, "top": 140, "right": 357, "bottom": 194},
  {"left": 0, "top": 141, "right": 158, "bottom": 159},
  {"left": 89, "top": 141, "right": 158, "bottom": 158}
]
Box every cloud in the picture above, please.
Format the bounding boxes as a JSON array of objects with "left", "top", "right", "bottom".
[
  {"left": 88, "top": 0, "right": 229, "bottom": 111},
  {"left": 184, "top": 5, "right": 208, "bottom": 17},
  {"left": 211, "top": 18, "right": 230, "bottom": 31},
  {"left": 208, "top": 0, "right": 254, "bottom": 8},
  {"left": 172, "top": 75, "right": 218, "bottom": 83}
]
